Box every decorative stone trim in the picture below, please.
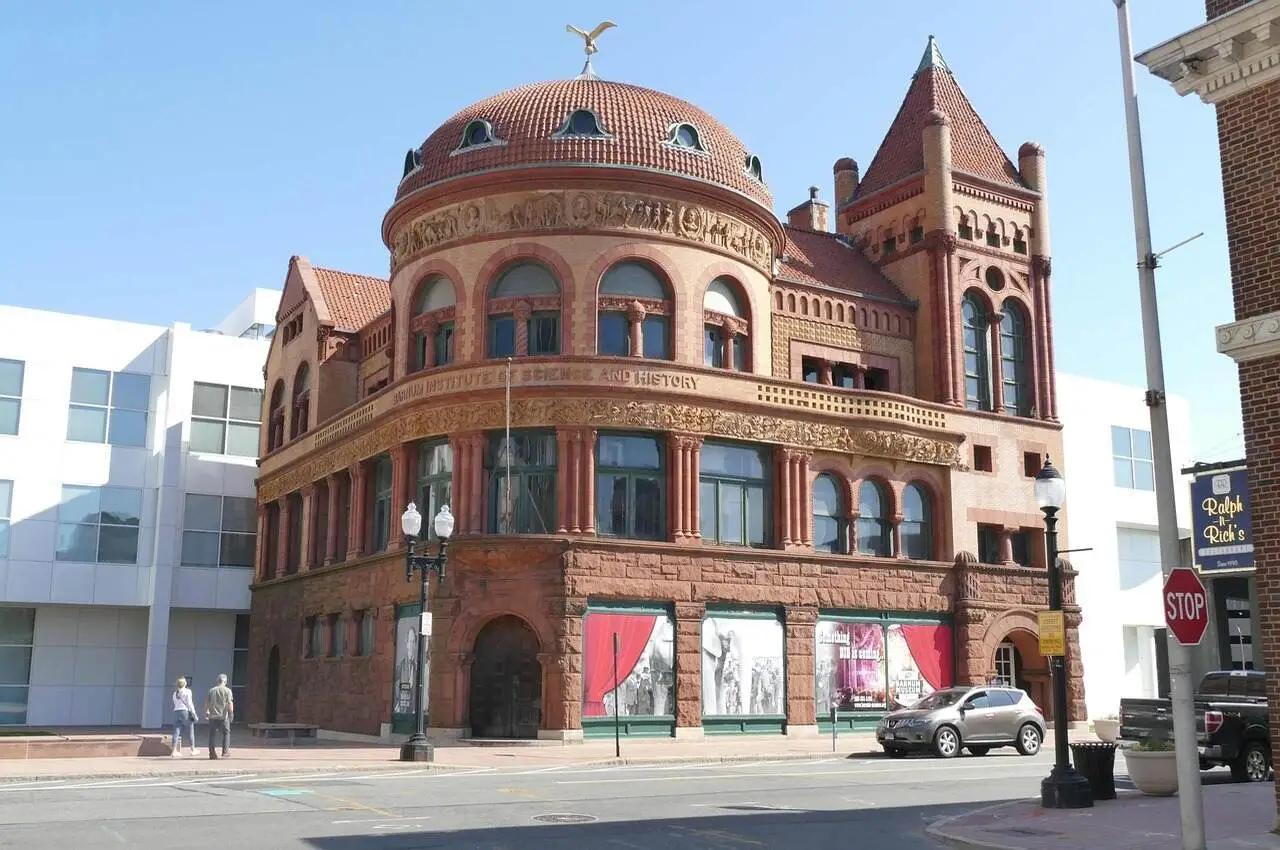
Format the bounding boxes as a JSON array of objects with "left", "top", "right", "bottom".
[
  {"left": 1136, "top": 0, "right": 1280, "bottom": 104},
  {"left": 1216, "top": 310, "right": 1280, "bottom": 363}
]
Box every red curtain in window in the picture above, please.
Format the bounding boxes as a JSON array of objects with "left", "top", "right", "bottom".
[
  {"left": 900, "top": 624, "right": 953, "bottom": 691},
  {"left": 582, "top": 613, "right": 657, "bottom": 717}
]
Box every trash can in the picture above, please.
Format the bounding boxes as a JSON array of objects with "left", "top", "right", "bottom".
[{"left": 1070, "top": 741, "right": 1118, "bottom": 801}]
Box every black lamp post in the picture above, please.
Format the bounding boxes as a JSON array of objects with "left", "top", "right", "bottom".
[
  {"left": 398, "top": 501, "right": 454, "bottom": 763},
  {"left": 1034, "top": 458, "right": 1092, "bottom": 809}
]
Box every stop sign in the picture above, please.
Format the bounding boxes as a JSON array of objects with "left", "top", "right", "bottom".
[{"left": 1164, "top": 567, "right": 1209, "bottom": 646}]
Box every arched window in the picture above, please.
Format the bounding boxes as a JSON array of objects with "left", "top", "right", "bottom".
[
  {"left": 745, "top": 154, "right": 763, "bottom": 182},
  {"left": 962, "top": 293, "right": 992, "bottom": 412},
  {"left": 1000, "top": 301, "right": 1032, "bottom": 417},
  {"left": 813, "top": 474, "right": 845, "bottom": 554},
  {"left": 901, "top": 482, "right": 933, "bottom": 560},
  {"left": 487, "top": 262, "right": 561, "bottom": 359},
  {"left": 855, "top": 479, "right": 892, "bottom": 557},
  {"left": 289, "top": 364, "right": 310, "bottom": 439},
  {"left": 555, "top": 109, "right": 609, "bottom": 138},
  {"left": 597, "top": 261, "right": 671, "bottom": 359},
  {"left": 457, "top": 119, "right": 501, "bottom": 150},
  {"left": 266, "top": 380, "right": 285, "bottom": 452},
  {"left": 703, "top": 277, "right": 749, "bottom": 372},
  {"left": 410, "top": 276, "right": 456, "bottom": 371},
  {"left": 666, "top": 123, "right": 704, "bottom": 151}
]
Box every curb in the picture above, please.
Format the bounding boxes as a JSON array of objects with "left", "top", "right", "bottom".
[
  {"left": 0, "top": 748, "right": 877, "bottom": 785},
  {"left": 924, "top": 798, "right": 1038, "bottom": 850}
]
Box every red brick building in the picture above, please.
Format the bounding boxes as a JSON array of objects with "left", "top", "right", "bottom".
[
  {"left": 249, "top": 38, "right": 1083, "bottom": 743},
  {"left": 1137, "top": 0, "right": 1280, "bottom": 813}
]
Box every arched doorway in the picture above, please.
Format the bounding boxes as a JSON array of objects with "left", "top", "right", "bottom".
[
  {"left": 468, "top": 616, "right": 542, "bottom": 739},
  {"left": 994, "top": 629, "right": 1050, "bottom": 719},
  {"left": 265, "top": 646, "right": 280, "bottom": 723}
]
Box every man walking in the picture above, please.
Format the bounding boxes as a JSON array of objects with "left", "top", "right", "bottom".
[{"left": 204, "top": 673, "right": 235, "bottom": 759}]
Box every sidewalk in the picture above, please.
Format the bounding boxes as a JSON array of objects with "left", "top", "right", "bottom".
[{"left": 927, "top": 782, "right": 1280, "bottom": 850}]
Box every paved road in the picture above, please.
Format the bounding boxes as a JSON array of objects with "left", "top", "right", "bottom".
[{"left": 0, "top": 749, "right": 1059, "bottom": 848}]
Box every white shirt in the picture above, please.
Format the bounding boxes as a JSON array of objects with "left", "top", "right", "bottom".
[{"left": 172, "top": 687, "right": 195, "bottom": 713}]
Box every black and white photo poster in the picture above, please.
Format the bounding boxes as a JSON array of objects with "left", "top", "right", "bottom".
[{"left": 700, "top": 615, "right": 784, "bottom": 716}]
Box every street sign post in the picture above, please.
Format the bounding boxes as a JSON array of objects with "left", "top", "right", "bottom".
[
  {"left": 1037, "top": 611, "right": 1066, "bottom": 657},
  {"left": 1163, "top": 567, "right": 1209, "bottom": 647}
]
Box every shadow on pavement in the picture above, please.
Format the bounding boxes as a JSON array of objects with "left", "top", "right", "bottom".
[{"left": 303, "top": 800, "right": 1023, "bottom": 849}]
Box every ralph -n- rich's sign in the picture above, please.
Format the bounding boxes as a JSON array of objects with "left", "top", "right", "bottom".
[{"left": 1190, "top": 466, "right": 1253, "bottom": 573}]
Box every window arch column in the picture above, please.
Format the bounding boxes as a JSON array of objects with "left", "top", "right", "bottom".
[
  {"left": 626, "top": 301, "right": 646, "bottom": 357},
  {"left": 345, "top": 461, "right": 367, "bottom": 560},
  {"left": 987, "top": 310, "right": 1005, "bottom": 413},
  {"left": 274, "top": 496, "right": 291, "bottom": 578},
  {"left": 892, "top": 512, "right": 906, "bottom": 559},
  {"left": 669, "top": 434, "right": 702, "bottom": 540},
  {"left": 556, "top": 428, "right": 597, "bottom": 534},
  {"left": 776, "top": 448, "right": 812, "bottom": 548},
  {"left": 324, "top": 472, "right": 342, "bottom": 564},
  {"left": 299, "top": 484, "right": 316, "bottom": 570},
  {"left": 449, "top": 431, "right": 485, "bottom": 536}
]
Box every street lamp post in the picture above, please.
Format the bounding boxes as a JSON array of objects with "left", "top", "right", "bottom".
[
  {"left": 398, "top": 502, "right": 455, "bottom": 763},
  {"left": 1035, "top": 458, "right": 1092, "bottom": 809}
]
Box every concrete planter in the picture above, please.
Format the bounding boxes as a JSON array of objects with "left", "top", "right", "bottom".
[
  {"left": 1123, "top": 748, "right": 1178, "bottom": 796},
  {"left": 1094, "top": 719, "right": 1120, "bottom": 743}
]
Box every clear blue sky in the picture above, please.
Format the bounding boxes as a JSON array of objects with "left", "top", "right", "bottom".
[{"left": 0, "top": 0, "right": 1240, "bottom": 463}]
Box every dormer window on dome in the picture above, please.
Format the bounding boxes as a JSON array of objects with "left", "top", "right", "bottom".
[
  {"left": 665, "top": 122, "right": 706, "bottom": 152},
  {"left": 745, "top": 153, "right": 764, "bottom": 182},
  {"left": 453, "top": 119, "right": 505, "bottom": 154},
  {"left": 401, "top": 147, "right": 423, "bottom": 179},
  {"left": 554, "top": 108, "right": 611, "bottom": 139}
]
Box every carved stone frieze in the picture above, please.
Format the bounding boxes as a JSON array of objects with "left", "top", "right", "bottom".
[
  {"left": 390, "top": 190, "right": 774, "bottom": 273},
  {"left": 258, "top": 396, "right": 966, "bottom": 504}
]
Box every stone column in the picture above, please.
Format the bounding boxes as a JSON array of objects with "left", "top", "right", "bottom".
[
  {"left": 670, "top": 437, "right": 686, "bottom": 540},
  {"left": 891, "top": 513, "right": 905, "bottom": 559},
  {"left": 580, "top": 428, "right": 597, "bottom": 534},
  {"left": 468, "top": 433, "right": 485, "bottom": 535},
  {"left": 999, "top": 528, "right": 1017, "bottom": 565},
  {"left": 299, "top": 485, "right": 316, "bottom": 570},
  {"left": 346, "top": 462, "right": 366, "bottom": 560},
  {"left": 626, "top": 301, "right": 646, "bottom": 357},
  {"left": 987, "top": 311, "right": 1005, "bottom": 413},
  {"left": 254, "top": 505, "right": 270, "bottom": 581},
  {"left": 324, "top": 473, "right": 341, "bottom": 564},
  {"left": 556, "top": 429, "right": 572, "bottom": 534},
  {"left": 448, "top": 434, "right": 470, "bottom": 535},
  {"left": 388, "top": 442, "right": 414, "bottom": 551},
  {"left": 818, "top": 361, "right": 833, "bottom": 386},
  {"left": 274, "top": 498, "right": 290, "bottom": 577},
  {"left": 797, "top": 451, "right": 812, "bottom": 547},
  {"left": 784, "top": 606, "right": 818, "bottom": 735},
  {"left": 952, "top": 553, "right": 989, "bottom": 685},
  {"left": 852, "top": 365, "right": 867, "bottom": 390},
  {"left": 513, "top": 301, "right": 532, "bottom": 357},
  {"left": 421, "top": 317, "right": 439, "bottom": 369},
  {"left": 723, "top": 317, "right": 746, "bottom": 371},
  {"left": 673, "top": 601, "right": 706, "bottom": 738},
  {"left": 778, "top": 450, "right": 794, "bottom": 547}
]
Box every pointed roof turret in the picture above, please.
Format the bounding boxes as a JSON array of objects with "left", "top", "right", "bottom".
[{"left": 853, "top": 37, "right": 1024, "bottom": 201}]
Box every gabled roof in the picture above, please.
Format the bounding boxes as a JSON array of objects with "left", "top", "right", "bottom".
[
  {"left": 275, "top": 256, "right": 390, "bottom": 334},
  {"left": 778, "top": 226, "right": 910, "bottom": 305},
  {"left": 854, "top": 36, "right": 1024, "bottom": 200}
]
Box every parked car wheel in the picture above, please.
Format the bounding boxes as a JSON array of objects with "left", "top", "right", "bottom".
[
  {"left": 967, "top": 746, "right": 990, "bottom": 756},
  {"left": 932, "top": 725, "right": 961, "bottom": 759},
  {"left": 883, "top": 746, "right": 908, "bottom": 758},
  {"left": 1015, "top": 723, "right": 1042, "bottom": 756},
  {"left": 1231, "top": 742, "right": 1271, "bottom": 783}
]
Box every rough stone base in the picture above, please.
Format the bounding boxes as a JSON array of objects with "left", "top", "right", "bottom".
[
  {"left": 537, "top": 728, "right": 585, "bottom": 743},
  {"left": 674, "top": 726, "right": 705, "bottom": 741},
  {"left": 785, "top": 724, "right": 819, "bottom": 738}
]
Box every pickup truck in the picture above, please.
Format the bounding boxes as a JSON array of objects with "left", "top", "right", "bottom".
[{"left": 1119, "top": 670, "right": 1271, "bottom": 783}]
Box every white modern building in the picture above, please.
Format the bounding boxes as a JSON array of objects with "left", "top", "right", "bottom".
[
  {"left": 0, "top": 291, "right": 278, "bottom": 728},
  {"left": 1057, "top": 373, "right": 1194, "bottom": 721}
]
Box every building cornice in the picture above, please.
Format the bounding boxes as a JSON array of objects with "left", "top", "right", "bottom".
[
  {"left": 1136, "top": 0, "right": 1280, "bottom": 104},
  {"left": 1216, "top": 308, "right": 1280, "bottom": 362}
]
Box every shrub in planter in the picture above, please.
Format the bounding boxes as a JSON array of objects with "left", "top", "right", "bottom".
[{"left": 1124, "top": 733, "right": 1178, "bottom": 796}]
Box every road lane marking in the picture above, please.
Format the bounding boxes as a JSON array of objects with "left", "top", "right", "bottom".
[
  {"left": 499, "top": 786, "right": 538, "bottom": 798},
  {"left": 332, "top": 816, "right": 433, "bottom": 825},
  {"left": 311, "top": 791, "right": 396, "bottom": 818},
  {"left": 100, "top": 825, "right": 126, "bottom": 844}
]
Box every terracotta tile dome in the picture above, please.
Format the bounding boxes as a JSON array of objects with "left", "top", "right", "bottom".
[{"left": 396, "top": 78, "right": 772, "bottom": 209}]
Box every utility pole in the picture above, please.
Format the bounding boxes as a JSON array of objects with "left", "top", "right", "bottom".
[{"left": 1113, "top": 3, "right": 1205, "bottom": 848}]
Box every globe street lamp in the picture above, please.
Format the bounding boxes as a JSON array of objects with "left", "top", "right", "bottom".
[
  {"left": 398, "top": 502, "right": 455, "bottom": 763},
  {"left": 1034, "top": 458, "right": 1092, "bottom": 809}
]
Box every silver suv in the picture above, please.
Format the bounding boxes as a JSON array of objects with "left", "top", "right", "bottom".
[{"left": 876, "top": 685, "right": 1046, "bottom": 759}]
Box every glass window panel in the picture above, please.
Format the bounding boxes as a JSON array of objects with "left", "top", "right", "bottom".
[
  {"left": 1134, "top": 461, "right": 1155, "bottom": 491},
  {"left": 0, "top": 481, "right": 11, "bottom": 516},
  {"left": 814, "top": 515, "right": 840, "bottom": 553},
  {"left": 0, "top": 609, "right": 34, "bottom": 645},
  {"left": 0, "top": 521, "right": 8, "bottom": 557},
  {"left": 903, "top": 484, "right": 927, "bottom": 523},
  {"left": 192, "top": 383, "right": 228, "bottom": 418},
  {"left": 0, "top": 648, "right": 32, "bottom": 686},
  {"left": 220, "top": 533, "right": 255, "bottom": 568},
  {"left": 420, "top": 442, "right": 453, "bottom": 476},
  {"left": 704, "top": 279, "right": 743, "bottom": 317},
  {"left": 225, "top": 422, "right": 260, "bottom": 457},
  {"left": 231, "top": 649, "right": 249, "bottom": 685},
  {"left": 704, "top": 326, "right": 723, "bottom": 367},
  {"left": 1111, "top": 426, "right": 1131, "bottom": 458},
  {"left": 701, "top": 443, "right": 766, "bottom": 479},
  {"left": 0, "top": 398, "right": 18, "bottom": 436},
  {"left": 745, "top": 485, "right": 766, "bottom": 546},
  {"left": 0, "top": 685, "right": 29, "bottom": 725},
  {"left": 600, "top": 262, "right": 667, "bottom": 299},
  {"left": 184, "top": 494, "right": 222, "bottom": 531},
  {"left": 70, "top": 369, "right": 110, "bottom": 405},
  {"left": 633, "top": 476, "right": 662, "bottom": 539},
  {"left": 732, "top": 338, "right": 747, "bottom": 372},
  {"left": 524, "top": 473, "right": 555, "bottom": 533},
  {"left": 56, "top": 523, "right": 98, "bottom": 562},
  {"left": 1113, "top": 458, "right": 1134, "bottom": 489},
  {"left": 434, "top": 323, "right": 455, "bottom": 366},
  {"left": 67, "top": 406, "right": 107, "bottom": 442},
  {"left": 228, "top": 387, "right": 263, "bottom": 421},
  {"left": 492, "top": 263, "right": 559, "bottom": 298},
  {"left": 529, "top": 314, "right": 559, "bottom": 355},
  {"left": 598, "top": 435, "right": 660, "bottom": 469},
  {"left": 60, "top": 486, "right": 101, "bottom": 525},
  {"left": 222, "top": 497, "right": 256, "bottom": 533},
  {"left": 234, "top": 614, "right": 251, "bottom": 648},
  {"left": 859, "top": 480, "right": 884, "bottom": 517},
  {"left": 110, "top": 373, "right": 151, "bottom": 411},
  {"left": 108, "top": 409, "right": 147, "bottom": 447},
  {"left": 181, "top": 530, "right": 220, "bottom": 566},
  {"left": 902, "top": 521, "right": 931, "bottom": 560},
  {"left": 598, "top": 475, "right": 629, "bottom": 536},
  {"left": 641, "top": 316, "right": 669, "bottom": 359},
  {"left": 1131, "top": 429, "right": 1153, "bottom": 461},
  {"left": 699, "top": 480, "right": 717, "bottom": 540},
  {"left": 0, "top": 360, "right": 23, "bottom": 397},
  {"left": 813, "top": 475, "right": 841, "bottom": 515},
  {"left": 98, "top": 526, "right": 140, "bottom": 563},
  {"left": 719, "top": 482, "right": 744, "bottom": 545},
  {"left": 598, "top": 313, "right": 629, "bottom": 356},
  {"left": 489, "top": 316, "right": 516, "bottom": 357},
  {"left": 190, "top": 419, "right": 226, "bottom": 454},
  {"left": 100, "top": 488, "right": 142, "bottom": 526}
]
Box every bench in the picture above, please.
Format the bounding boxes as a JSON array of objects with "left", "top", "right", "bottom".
[{"left": 247, "top": 723, "right": 319, "bottom": 747}]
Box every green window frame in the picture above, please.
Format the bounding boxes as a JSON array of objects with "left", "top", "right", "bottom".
[
  {"left": 486, "top": 431, "right": 557, "bottom": 534},
  {"left": 369, "top": 455, "right": 393, "bottom": 552},
  {"left": 699, "top": 442, "right": 770, "bottom": 547},
  {"left": 417, "top": 441, "right": 453, "bottom": 539},
  {"left": 596, "top": 433, "right": 665, "bottom": 540}
]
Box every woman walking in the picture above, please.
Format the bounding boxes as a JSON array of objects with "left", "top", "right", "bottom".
[{"left": 172, "top": 677, "right": 196, "bottom": 757}]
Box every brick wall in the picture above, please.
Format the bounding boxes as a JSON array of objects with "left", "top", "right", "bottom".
[{"left": 1206, "top": 0, "right": 1253, "bottom": 19}]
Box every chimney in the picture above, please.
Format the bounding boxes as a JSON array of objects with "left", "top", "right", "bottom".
[
  {"left": 833, "top": 158, "right": 859, "bottom": 207},
  {"left": 786, "top": 186, "right": 830, "bottom": 233}
]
